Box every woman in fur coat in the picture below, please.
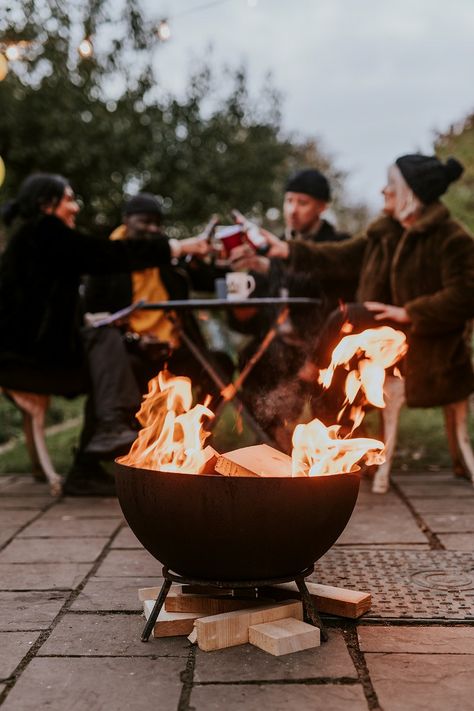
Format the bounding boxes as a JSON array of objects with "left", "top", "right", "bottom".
[{"left": 262, "top": 154, "right": 474, "bottom": 413}]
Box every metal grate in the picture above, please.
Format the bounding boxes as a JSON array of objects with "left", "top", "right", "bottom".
[{"left": 313, "top": 549, "right": 474, "bottom": 621}]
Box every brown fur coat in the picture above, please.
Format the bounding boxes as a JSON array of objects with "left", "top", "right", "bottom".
[{"left": 289, "top": 203, "right": 474, "bottom": 407}]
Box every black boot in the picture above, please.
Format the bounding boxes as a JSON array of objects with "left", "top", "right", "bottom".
[
  {"left": 63, "top": 457, "right": 116, "bottom": 497},
  {"left": 83, "top": 420, "right": 137, "bottom": 458}
]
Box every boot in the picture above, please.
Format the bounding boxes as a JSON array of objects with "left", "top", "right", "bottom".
[{"left": 83, "top": 420, "right": 137, "bottom": 458}]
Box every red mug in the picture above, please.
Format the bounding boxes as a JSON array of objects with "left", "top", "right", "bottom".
[{"left": 214, "top": 225, "right": 245, "bottom": 256}]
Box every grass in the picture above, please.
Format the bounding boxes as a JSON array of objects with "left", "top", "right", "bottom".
[{"left": 0, "top": 392, "right": 472, "bottom": 477}]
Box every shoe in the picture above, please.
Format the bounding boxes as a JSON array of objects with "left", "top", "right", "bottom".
[
  {"left": 83, "top": 422, "right": 137, "bottom": 458},
  {"left": 63, "top": 460, "right": 116, "bottom": 496}
]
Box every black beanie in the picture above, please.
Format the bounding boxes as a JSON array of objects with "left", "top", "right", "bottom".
[
  {"left": 123, "top": 192, "right": 162, "bottom": 217},
  {"left": 285, "top": 169, "right": 331, "bottom": 202},
  {"left": 395, "top": 154, "right": 464, "bottom": 205}
]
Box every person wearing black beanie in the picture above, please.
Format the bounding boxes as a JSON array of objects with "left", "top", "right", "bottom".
[
  {"left": 395, "top": 154, "right": 464, "bottom": 206},
  {"left": 262, "top": 153, "right": 474, "bottom": 489}
]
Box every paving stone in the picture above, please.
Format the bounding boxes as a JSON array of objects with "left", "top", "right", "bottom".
[
  {"left": 111, "top": 526, "right": 142, "bottom": 548},
  {"left": 0, "top": 537, "right": 108, "bottom": 564},
  {"left": 191, "top": 683, "right": 368, "bottom": 710},
  {"left": 70, "top": 576, "right": 160, "bottom": 612},
  {"left": 366, "top": 653, "right": 474, "bottom": 711},
  {"left": 395, "top": 478, "right": 474, "bottom": 499},
  {"left": 0, "top": 511, "right": 38, "bottom": 528},
  {"left": 194, "top": 630, "right": 356, "bottom": 682},
  {"left": 0, "top": 631, "right": 41, "bottom": 679},
  {"left": 40, "top": 613, "right": 189, "bottom": 657},
  {"left": 95, "top": 549, "right": 161, "bottom": 577},
  {"left": 0, "top": 496, "right": 52, "bottom": 510},
  {"left": 2, "top": 479, "right": 55, "bottom": 497},
  {"left": 437, "top": 533, "right": 474, "bottom": 551},
  {"left": 0, "top": 528, "right": 18, "bottom": 548},
  {"left": 338, "top": 502, "right": 426, "bottom": 545},
  {"left": 0, "top": 563, "right": 91, "bottom": 590},
  {"left": 359, "top": 625, "right": 474, "bottom": 653},
  {"left": 418, "top": 512, "right": 474, "bottom": 533},
  {"left": 41, "top": 498, "right": 123, "bottom": 519},
  {"left": 1, "top": 657, "right": 185, "bottom": 711},
  {"left": 409, "top": 497, "right": 474, "bottom": 514},
  {"left": 0, "top": 591, "right": 68, "bottom": 631},
  {"left": 18, "top": 517, "right": 121, "bottom": 539}
]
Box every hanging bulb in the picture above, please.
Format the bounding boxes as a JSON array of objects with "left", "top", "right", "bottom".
[
  {"left": 78, "top": 37, "right": 94, "bottom": 59},
  {"left": 0, "top": 54, "right": 7, "bottom": 81},
  {"left": 5, "top": 44, "right": 20, "bottom": 61},
  {"left": 0, "top": 155, "right": 5, "bottom": 188},
  {"left": 156, "top": 20, "right": 171, "bottom": 42}
]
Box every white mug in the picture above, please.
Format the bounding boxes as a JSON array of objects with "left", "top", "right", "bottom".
[{"left": 225, "top": 272, "right": 256, "bottom": 301}]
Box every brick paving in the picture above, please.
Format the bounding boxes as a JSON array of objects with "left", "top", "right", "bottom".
[{"left": 0, "top": 470, "right": 473, "bottom": 710}]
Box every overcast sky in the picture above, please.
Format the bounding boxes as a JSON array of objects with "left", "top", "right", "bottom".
[{"left": 146, "top": 0, "right": 474, "bottom": 210}]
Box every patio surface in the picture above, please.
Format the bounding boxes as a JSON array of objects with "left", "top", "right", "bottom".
[{"left": 0, "top": 470, "right": 473, "bottom": 710}]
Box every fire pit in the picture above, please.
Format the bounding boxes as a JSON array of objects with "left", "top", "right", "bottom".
[{"left": 115, "top": 464, "right": 359, "bottom": 581}]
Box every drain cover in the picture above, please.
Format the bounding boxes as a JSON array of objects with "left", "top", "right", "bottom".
[{"left": 313, "top": 550, "right": 474, "bottom": 620}]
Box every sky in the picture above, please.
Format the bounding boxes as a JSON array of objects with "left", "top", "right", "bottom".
[{"left": 144, "top": 0, "right": 474, "bottom": 211}]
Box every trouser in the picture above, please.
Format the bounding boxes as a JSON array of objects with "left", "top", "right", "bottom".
[{"left": 75, "top": 326, "right": 142, "bottom": 458}]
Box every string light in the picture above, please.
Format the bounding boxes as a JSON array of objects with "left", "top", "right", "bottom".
[
  {"left": 78, "top": 37, "right": 94, "bottom": 59},
  {"left": 0, "top": 156, "right": 5, "bottom": 188},
  {"left": 156, "top": 20, "right": 171, "bottom": 42},
  {"left": 5, "top": 44, "right": 21, "bottom": 61}
]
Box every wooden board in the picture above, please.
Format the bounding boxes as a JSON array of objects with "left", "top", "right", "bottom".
[
  {"left": 249, "top": 617, "right": 320, "bottom": 656},
  {"left": 215, "top": 444, "right": 292, "bottom": 478},
  {"left": 199, "top": 445, "right": 220, "bottom": 475},
  {"left": 143, "top": 599, "right": 206, "bottom": 637},
  {"left": 165, "top": 590, "right": 274, "bottom": 615},
  {"left": 263, "top": 582, "right": 371, "bottom": 619},
  {"left": 192, "top": 600, "right": 303, "bottom": 651}
]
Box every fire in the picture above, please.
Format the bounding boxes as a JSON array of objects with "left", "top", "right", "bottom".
[
  {"left": 121, "top": 325, "right": 407, "bottom": 479},
  {"left": 119, "top": 371, "right": 214, "bottom": 474},
  {"left": 291, "top": 325, "right": 407, "bottom": 477}
]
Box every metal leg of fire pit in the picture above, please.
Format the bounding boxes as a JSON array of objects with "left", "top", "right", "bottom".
[
  {"left": 141, "top": 577, "right": 172, "bottom": 642},
  {"left": 295, "top": 575, "right": 328, "bottom": 643}
]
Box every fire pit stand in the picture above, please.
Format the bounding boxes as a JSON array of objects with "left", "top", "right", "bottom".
[{"left": 141, "top": 565, "right": 328, "bottom": 643}]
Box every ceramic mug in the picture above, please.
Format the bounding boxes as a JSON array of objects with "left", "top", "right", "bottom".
[{"left": 225, "top": 272, "right": 256, "bottom": 301}]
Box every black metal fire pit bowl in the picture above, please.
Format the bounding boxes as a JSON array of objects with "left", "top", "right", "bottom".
[{"left": 115, "top": 463, "right": 360, "bottom": 581}]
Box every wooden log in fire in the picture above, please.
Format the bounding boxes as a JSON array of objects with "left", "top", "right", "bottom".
[{"left": 215, "top": 444, "right": 292, "bottom": 478}]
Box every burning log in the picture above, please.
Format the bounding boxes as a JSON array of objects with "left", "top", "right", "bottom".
[{"left": 215, "top": 444, "right": 292, "bottom": 478}]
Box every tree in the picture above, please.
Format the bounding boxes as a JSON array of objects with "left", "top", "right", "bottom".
[
  {"left": 0, "top": 0, "right": 366, "bottom": 242},
  {"left": 435, "top": 115, "right": 474, "bottom": 233}
]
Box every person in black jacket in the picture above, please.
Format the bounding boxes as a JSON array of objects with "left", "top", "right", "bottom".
[
  {"left": 226, "top": 169, "right": 353, "bottom": 449},
  {"left": 83, "top": 192, "right": 232, "bottom": 397},
  {"left": 0, "top": 173, "right": 209, "bottom": 494}
]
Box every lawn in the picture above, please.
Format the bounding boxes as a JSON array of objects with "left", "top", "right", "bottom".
[{"left": 0, "top": 392, "right": 472, "bottom": 476}]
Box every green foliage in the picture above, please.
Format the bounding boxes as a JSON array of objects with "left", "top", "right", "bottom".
[
  {"left": 0, "top": 0, "right": 365, "bottom": 242},
  {"left": 435, "top": 115, "right": 474, "bottom": 232}
]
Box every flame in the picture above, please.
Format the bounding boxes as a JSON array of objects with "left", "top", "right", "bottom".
[
  {"left": 119, "top": 371, "right": 214, "bottom": 473},
  {"left": 292, "top": 418, "right": 384, "bottom": 477},
  {"left": 291, "top": 325, "right": 407, "bottom": 477}
]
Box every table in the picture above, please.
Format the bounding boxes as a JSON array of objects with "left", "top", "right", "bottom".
[{"left": 96, "top": 297, "right": 321, "bottom": 448}]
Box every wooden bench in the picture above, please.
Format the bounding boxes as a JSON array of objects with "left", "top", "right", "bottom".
[
  {"left": 1, "top": 388, "right": 62, "bottom": 496},
  {"left": 372, "top": 376, "right": 474, "bottom": 493}
]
